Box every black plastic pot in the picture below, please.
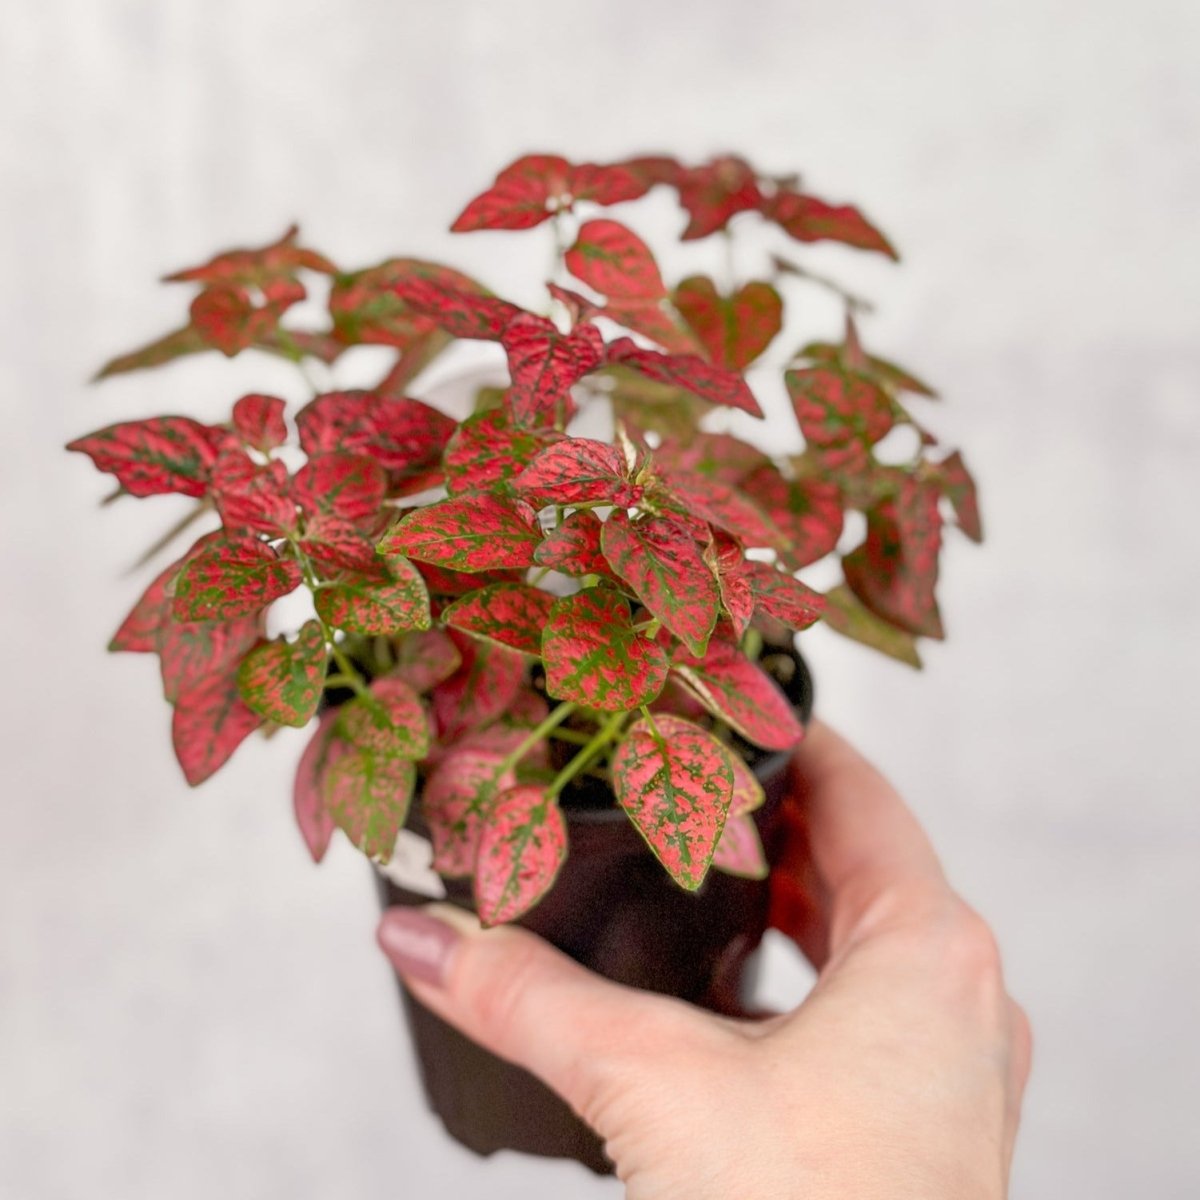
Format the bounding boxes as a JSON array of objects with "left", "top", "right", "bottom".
[{"left": 378, "top": 647, "right": 813, "bottom": 1175}]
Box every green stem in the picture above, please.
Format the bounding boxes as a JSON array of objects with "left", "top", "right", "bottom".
[
  {"left": 497, "top": 702, "right": 578, "bottom": 778},
  {"left": 548, "top": 709, "right": 627, "bottom": 798}
]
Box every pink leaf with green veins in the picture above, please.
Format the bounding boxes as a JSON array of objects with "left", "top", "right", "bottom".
[
  {"left": 728, "top": 751, "right": 765, "bottom": 817},
  {"left": 292, "top": 712, "right": 347, "bottom": 863},
  {"left": 474, "top": 786, "right": 567, "bottom": 926},
  {"left": 172, "top": 537, "right": 303, "bottom": 621},
  {"left": 786, "top": 366, "right": 894, "bottom": 462},
  {"left": 610, "top": 714, "right": 734, "bottom": 890},
  {"left": 673, "top": 276, "right": 783, "bottom": 370},
  {"left": 542, "top": 587, "right": 668, "bottom": 712},
  {"left": 452, "top": 154, "right": 573, "bottom": 231},
  {"left": 432, "top": 631, "right": 526, "bottom": 742},
  {"left": 110, "top": 560, "right": 179, "bottom": 653},
  {"left": 388, "top": 277, "right": 524, "bottom": 340},
  {"left": 671, "top": 639, "right": 804, "bottom": 751},
  {"left": 292, "top": 453, "right": 386, "bottom": 523},
  {"left": 321, "top": 748, "right": 415, "bottom": 862},
  {"left": 414, "top": 560, "right": 524, "bottom": 598},
  {"left": 157, "top": 607, "right": 261, "bottom": 705},
  {"left": 337, "top": 677, "right": 431, "bottom": 760},
  {"left": 673, "top": 156, "right": 762, "bottom": 240},
  {"left": 601, "top": 511, "right": 720, "bottom": 656},
  {"left": 843, "top": 479, "right": 944, "bottom": 639},
  {"left": 747, "top": 562, "right": 826, "bottom": 631},
  {"left": 210, "top": 449, "right": 296, "bottom": 536},
  {"left": 379, "top": 493, "right": 541, "bottom": 573},
  {"left": 606, "top": 337, "right": 763, "bottom": 418},
  {"left": 422, "top": 749, "right": 515, "bottom": 877},
  {"left": 652, "top": 432, "right": 768, "bottom": 485},
  {"left": 712, "top": 813, "right": 769, "bottom": 879},
  {"left": 232, "top": 393, "right": 288, "bottom": 451},
  {"left": 705, "top": 534, "right": 754, "bottom": 637},
  {"left": 501, "top": 315, "right": 604, "bottom": 428},
  {"left": 442, "top": 584, "right": 555, "bottom": 655},
  {"left": 314, "top": 558, "right": 431, "bottom": 635},
  {"left": 93, "top": 324, "right": 209, "bottom": 380},
  {"left": 442, "top": 407, "right": 558, "bottom": 496},
  {"left": 297, "top": 513, "right": 381, "bottom": 575},
  {"left": 740, "top": 465, "right": 844, "bottom": 568},
  {"left": 236, "top": 620, "right": 327, "bottom": 727},
  {"left": 659, "top": 471, "right": 783, "bottom": 551},
  {"left": 798, "top": 338, "right": 937, "bottom": 399},
  {"left": 930, "top": 450, "right": 983, "bottom": 543},
  {"left": 533, "top": 510, "right": 612, "bottom": 578},
  {"left": 164, "top": 223, "right": 336, "bottom": 286},
  {"left": 67, "top": 416, "right": 227, "bottom": 498},
  {"left": 389, "top": 629, "right": 462, "bottom": 693},
  {"left": 513, "top": 438, "right": 642, "bottom": 508},
  {"left": 171, "top": 668, "right": 264, "bottom": 786},
  {"left": 820, "top": 584, "right": 923, "bottom": 668},
  {"left": 764, "top": 189, "right": 897, "bottom": 259}
]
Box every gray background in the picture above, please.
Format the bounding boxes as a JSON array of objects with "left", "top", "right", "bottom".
[{"left": 3, "top": 1, "right": 1199, "bottom": 1196}]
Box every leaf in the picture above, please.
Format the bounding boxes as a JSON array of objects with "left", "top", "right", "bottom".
[
  {"left": 600, "top": 511, "right": 719, "bottom": 657},
  {"left": 293, "top": 712, "right": 347, "bottom": 863},
  {"left": 798, "top": 338, "right": 937, "bottom": 399},
  {"left": 389, "top": 276, "right": 524, "bottom": 340},
  {"left": 672, "top": 156, "right": 762, "bottom": 240},
  {"left": 533, "top": 510, "right": 611, "bottom": 578},
  {"left": 292, "top": 452, "right": 387, "bottom": 522},
  {"left": 432, "top": 631, "right": 526, "bottom": 741},
  {"left": 513, "top": 437, "right": 642, "bottom": 508},
  {"left": 443, "top": 407, "right": 557, "bottom": 496},
  {"left": 658, "top": 472, "right": 783, "bottom": 550},
  {"left": 67, "top": 416, "right": 226, "bottom": 498},
  {"left": 740, "top": 465, "right": 844, "bottom": 568},
  {"left": 705, "top": 534, "right": 755, "bottom": 638},
  {"left": 820, "top": 584, "right": 923, "bottom": 668},
  {"left": 747, "top": 562, "right": 826, "bottom": 631},
  {"left": 322, "top": 747, "right": 415, "bottom": 862},
  {"left": 164, "top": 224, "right": 336, "bottom": 287},
  {"left": 236, "top": 620, "right": 327, "bottom": 727},
  {"left": 157, "top": 611, "right": 261, "bottom": 705},
  {"left": 843, "top": 479, "right": 944, "bottom": 639},
  {"left": 673, "top": 276, "right": 783, "bottom": 370},
  {"left": 422, "top": 749, "right": 515, "bottom": 876},
  {"left": 671, "top": 639, "right": 804, "bottom": 751},
  {"left": 390, "top": 629, "right": 462, "bottom": 692},
  {"left": 931, "top": 450, "right": 983, "bottom": 542},
  {"left": 442, "top": 583, "right": 554, "bottom": 655},
  {"left": 786, "top": 366, "right": 894, "bottom": 469},
  {"left": 610, "top": 714, "right": 734, "bottom": 889},
  {"left": 728, "top": 751, "right": 766, "bottom": 817},
  {"left": 189, "top": 284, "right": 278, "bottom": 355},
  {"left": 171, "top": 668, "right": 264, "bottom": 786},
  {"left": 314, "top": 558, "right": 431, "bottom": 635},
  {"left": 172, "top": 537, "right": 303, "bottom": 621},
  {"left": 474, "top": 786, "right": 568, "bottom": 926},
  {"left": 542, "top": 587, "right": 668, "bottom": 712},
  {"left": 94, "top": 324, "right": 209, "bottom": 380},
  {"left": 210, "top": 449, "right": 296, "bottom": 536},
  {"left": 337, "top": 677, "right": 431, "bottom": 760},
  {"left": 232, "top": 393, "right": 288, "bottom": 450},
  {"left": 501, "top": 315, "right": 604, "bottom": 427},
  {"left": 711, "top": 813, "right": 769, "bottom": 879},
  {"left": 297, "top": 513, "right": 381, "bottom": 574},
  {"left": 764, "top": 189, "right": 897, "bottom": 259},
  {"left": 109, "top": 560, "right": 179, "bottom": 653},
  {"left": 452, "top": 154, "right": 573, "bottom": 231},
  {"left": 379, "top": 493, "right": 541, "bottom": 572},
  {"left": 606, "top": 338, "right": 763, "bottom": 418},
  {"left": 651, "top": 431, "right": 769, "bottom": 485}
]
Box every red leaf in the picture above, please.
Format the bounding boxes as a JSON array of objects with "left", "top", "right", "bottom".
[
  {"left": 337, "top": 677, "right": 431, "bottom": 760},
  {"left": 474, "top": 786, "right": 567, "bottom": 925},
  {"left": 292, "top": 711, "right": 347, "bottom": 863},
  {"left": 165, "top": 224, "right": 336, "bottom": 287},
  {"left": 740, "top": 465, "right": 844, "bottom": 567},
  {"left": 658, "top": 472, "right": 782, "bottom": 550},
  {"left": 109, "top": 560, "right": 178, "bottom": 653},
  {"left": 651, "top": 432, "right": 768, "bottom": 485},
  {"left": 452, "top": 154, "right": 573, "bottom": 231},
  {"left": 764, "top": 189, "right": 897, "bottom": 259},
  {"left": 786, "top": 366, "right": 894, "bottom": 470},
  {"left": 314, "top": 557, "right": 431, "bottom": 635},
  {"left": 432, "top": 631, "right": 526, "bottom": 742},
  {"left": 442, "top": 583, "right": 554, "bottom": 655},
  {"left": 671, "top": 639, "right": 804, "bottom": 751},
  {"left": 843, "top": 478, "right": 944, "bottom": 639},
  {"left": 706, "top": 534, "right": 755, "bottom": 637},
  {"left": 232, "top": 393, "right": 288, "bottom": 451},
  {"left": 389, "top": 277, "right": 524, "bottom": 340},
  {"left": 931, "top": 450, "right": 983, "bottom": 543},
  {"left": 390, "top": 629, "right": 462, "bottom": 693},
  {"left": 321, "top": 747, "right": 415, "bottom": 861},
  {"left": 566, "top": 218, "right": 666, "bottom": 300},
  {"left": 747, "top": 562, "right": 826, "bottom": 631},
  {"left": 189, "top": 285, "right": 280, "bottom": 356},
  {"left": 422, "top": 749, "right": 515, "bottom": 877},
  {"left": 566, "top": 160, "right": 652, "bottom": 206},
  {"left": 820, "top": 584, "right": 922, "bottom": 668},
  {"left": 798, "top": 337, "right": 937, "bottom": 399},
  {"left": 157, "top": 604, "right": 261, "bottom": 704},
  {"left": 94, "top": 325, "right": 209, "bottom": 380},
  {"left": 610, "top": 714, "right": 734, "bottom": 889},
  {"left": 172, "top": 537, "right": 302, "bottom": 621},
  {"left": 415, "top": 561, "right": 524, "bottom": 598},
  {"left": 606, "top": 338, "right": 763, "bottom": 418},
  {"left": 712, "top": 813, "right": 768, "bottom": 879},
  {"left": 532, "top": 510, "right": 611, "bottom": 578},
  {"left": 297, "top": 513, "right": 381, "bottom": 574},
  {"left": 513, "top": 437, "right": 641, "bottom": 508},
  {"left": 501, "top": 315, "right": 604, "bottom": 428},
  {"left": 449, "top": 686, "right": 550, "bottom": 766},
  {"left": 600, "top": 511, "right": 720, "bottom": 657},
  {"left": 673, "top": 276, "right": 782, "bottom": 370},
  {"left": 67, "top": 416, "right": 226, "bottom": 498},
  {"left": 236, "top": 620, "right": 327, "bottom": 727},
  {"left": 210, "top": 449, "right": 296, "bottom": 536},
  {"left": 379, "top": 493, "right": 541, "bottom": 573},
  {"left": 547, "top": 283, "right": 603, "bottom": 325},
  {"left": 672, "top": 156, "right": 762, "bottom": 240},
  {"left": 292, "top": 453, "right": 387, "bottom": 523},
  {"left": 542, "top": 587, "right": 668, "bottom": 712},
  {"left": 728, "top": 751, "right": 765, "bottom": 817},
  {"left": 443, "top": 407, "right": 558, "bottom": 496},
  {"left": 171, "top": 667, "right": 263, "bottom": 786}
]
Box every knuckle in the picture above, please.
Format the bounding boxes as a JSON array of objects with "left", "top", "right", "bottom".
[{"left": 943, "top": 901, "right": 1004, "bottom": 978}]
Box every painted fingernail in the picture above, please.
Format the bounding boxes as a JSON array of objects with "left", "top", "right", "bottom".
[{"left": 377, "top": 907, "right": 460, "bottom": 988}]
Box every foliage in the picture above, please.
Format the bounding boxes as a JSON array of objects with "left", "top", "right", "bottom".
[{"left": 71, "top": 152, "right": 981, "bottom": 924}]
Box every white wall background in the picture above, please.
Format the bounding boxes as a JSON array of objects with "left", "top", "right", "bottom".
[{"left": 3, "top": 2, "right": 1199, "bottom": 1196}]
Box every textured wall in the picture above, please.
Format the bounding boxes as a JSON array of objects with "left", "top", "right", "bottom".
[{"left": 2, "top": 2, "right": 1198, "bottom": 1197}]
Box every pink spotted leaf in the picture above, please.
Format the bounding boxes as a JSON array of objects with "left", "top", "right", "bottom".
[
  {"left": 236, "top": 620, "right": 327, "bottom": 727},
  {"left": 172, "top": 537, "right": 302, "bottom": 621},
  {"left": 422, "top": 749, "right": 515, "bottom": 877},
  {"left": 232, "top": 393, "right": 288, "bottom": 451},
  {"left": 336, "top": 677, "right": 431, "bottom": 760},
  {"left": 68, "top": 416, "right": 227, "bottom": 498},
  {"left": 292, "top": 711, "right": 348, "bottom": 863},
  {"left": 711, "top": 813, "right": 769, "bottom": 880},
  {"left": 474, "top": 786, "right": 567, "bottom": 926},
  {"left": 442, "top": 583, "right": 555, "bottom": 656},
  {"left": 379, "top": 493, "right": 541, "bottom": 573},
  {"left": 321, "top": 748, "right": 416, "bottom": 862},
  {"left": 314, "top": 557, "right": 431, "bottom": 635}
]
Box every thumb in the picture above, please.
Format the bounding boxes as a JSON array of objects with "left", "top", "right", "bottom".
[{"left": 377, "top": 903, "right": 683, "bottom": 1120}]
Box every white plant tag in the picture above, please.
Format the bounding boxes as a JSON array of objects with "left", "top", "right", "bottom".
[{"left": 379, "top": 829, "right": 447, "bottom": 900}]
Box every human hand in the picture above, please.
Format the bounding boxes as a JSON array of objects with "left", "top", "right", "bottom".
[{"left": 377, "top": 721, "right": 1032, "bottom": 1199}]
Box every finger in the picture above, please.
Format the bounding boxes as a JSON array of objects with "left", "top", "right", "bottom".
[
  {"left": 786, "top": 720, "right": 946, "bottom": 948},
  {"left": 377, "top": 903, "right": 704, "bottom": 1122}
]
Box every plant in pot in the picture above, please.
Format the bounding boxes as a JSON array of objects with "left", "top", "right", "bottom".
[{"left": 68, "top": 152, "right": 982, "bottom": 1175}]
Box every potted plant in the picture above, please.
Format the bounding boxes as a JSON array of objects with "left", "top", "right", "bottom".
[{"left": 68, "top": 152, "right": 981, "bottom": 1174}]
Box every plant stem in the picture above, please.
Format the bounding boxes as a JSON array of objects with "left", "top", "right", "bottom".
[
  {"left": 496, "top": 701, "right": 578, "bottom": 778},
  {"left": 548, "top": 709, "right": 627, "bottom": 798}
]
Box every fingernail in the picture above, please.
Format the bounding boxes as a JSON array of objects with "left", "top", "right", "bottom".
[{"left": 377, "top": 907, "right": 461, "bottom": 988}]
